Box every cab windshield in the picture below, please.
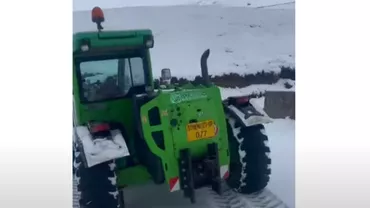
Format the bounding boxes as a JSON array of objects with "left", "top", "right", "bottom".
[{"left": 78, "top": 56, "right": 146, "bottom": 102}]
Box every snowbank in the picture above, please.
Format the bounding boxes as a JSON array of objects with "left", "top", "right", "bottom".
[{"left": 219, "top": 79, "right": 295, "bottom": 100}]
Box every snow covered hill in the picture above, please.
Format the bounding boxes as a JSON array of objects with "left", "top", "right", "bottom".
[
  {"left": 73, "top": 5, "right": 294, "bottom": 79},
  {"left": 188, "top": 0, "right": 295, "bottom": 8}
]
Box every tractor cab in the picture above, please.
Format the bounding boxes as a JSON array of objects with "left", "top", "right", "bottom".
[
  {"left": 73, "top": 6, "right": 155, "bottom": 125},
  {"left": 73, "top": 10, "right": 154, "bottom": 103},
  {"left": 73, "top": 7, "right": 165, "bottom": 184}
]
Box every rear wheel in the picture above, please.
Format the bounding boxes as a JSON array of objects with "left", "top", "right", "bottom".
[
  {"left": 226, "top": 116, "right": 271, "bottom": 194},
  {"left": 73, "top": 142, "right": 122, "bottom": 208}
]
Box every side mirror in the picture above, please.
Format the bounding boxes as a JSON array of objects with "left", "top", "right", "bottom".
[{"left": 160, "top": 68, "right": 172, "bottom": 86}]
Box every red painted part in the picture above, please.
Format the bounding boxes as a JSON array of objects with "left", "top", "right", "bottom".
[
  {"left": 169, "top": 177, "right": 179, "bottom": 190},
  {"left": 223, "top": 171, "right": 230, "bottom": 179},
  {"left": 214, "top": 125, "right": 219, "bottom": 136},
  {"left": 90, "top": 123, "right": 110, "bottom": 133},
  {"left": 91, "top": 7, "right": 105, "bottom": 22},
  {"left": 236, "top": 96, "right": 249, "bottom": 104}
]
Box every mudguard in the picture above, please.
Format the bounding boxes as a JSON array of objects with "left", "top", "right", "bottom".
[
  {"left": 223, "top": 96, "right": 273, "bottom": 127},
  {"left": 74, "top": 126, "right": 130, "bottom": 168}
]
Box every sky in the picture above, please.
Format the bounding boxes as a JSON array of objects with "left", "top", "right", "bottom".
[
  {"left": 73, "top": 0, "right": 295, "bottom": 11},
  {"left": 73, "top": 0, "right": 190, "bottom": 11}
]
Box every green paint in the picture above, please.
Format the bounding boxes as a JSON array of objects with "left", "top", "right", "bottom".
[
  {"left": 140, "top": 88, "right": 229, "bottom": 185},
  {"left": 116, "top": 165, "right": 152, "bottom": 187},
  {"left": 170, "top": 90, "right": 208, "bottom": 104},
  {"left": 73, "top": 29, "right": 155, "bottom": 179}
]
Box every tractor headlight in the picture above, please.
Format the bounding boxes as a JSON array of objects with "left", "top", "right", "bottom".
[
  {"left": 80, "top": 38, "right": 91, "bottom": 52},
  {"left": 143, "top": 35, "right": 154, "bottom": 48},
  {"left": 145, "top": 39, "right": 154, "bottom": 48},
  {"left": 81, "top": 44, "right": 90, "bottom": 52}
]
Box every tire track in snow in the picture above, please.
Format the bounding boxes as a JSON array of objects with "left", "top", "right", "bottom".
[
  {"left": 207, "top": 188, "right": 248, "bottom": 208},
  {"left": 73, "top": 179, "right": 288, "bottom": 208},
  {"left": 73, "top": 179, "right": 80, "bottom": 208},
  {"left": 206, "top": 186, "right": 289, "bottom": 208},
  {"left": 241, "top": 189, "right": 289, "bottom": 208}
]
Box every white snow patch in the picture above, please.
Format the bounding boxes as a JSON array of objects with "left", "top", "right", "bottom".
[
  {"left": 109, "top": 190, "right": 119, "bottom": 199},
  {"left": 250, "top": 97, "right": 269, "bottom": 115},
  {"left": 74, "top": 151, "right": 81, "bottom": 158},
  {"left": 250, "top": 96, "right": 265, "bottom": 109},
  {"left": 219, "top": 79, "right": 295, "bottom": 100},
  {"left": 260, "top": 128, "right": 267, "bottom": 136},
  {"left": 108, "top": 162, "right": 117, "bottom": 171},
  {"left": 108, "top": 175, "right": 117, "bottom": 186},
  {"left": 265, "top": 118, "right": 295, "bottom": 208},
  {"left": 228, "top": 105, "right": 273, "bottom": 127},
  {"left": 73, "top": 160, "right": 81, "bottom": 170},
  {"left": 75, "top": 127, "right": 130, "bottom": 167}
]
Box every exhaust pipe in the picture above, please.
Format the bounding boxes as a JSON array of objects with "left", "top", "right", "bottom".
[{"left": 200, "top": 49, "right": 211, "bottom": 87}]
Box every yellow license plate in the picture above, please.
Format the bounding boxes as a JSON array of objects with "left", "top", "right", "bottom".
[{"left": 186, "top": 120, "right": 217, "bottom": 142}]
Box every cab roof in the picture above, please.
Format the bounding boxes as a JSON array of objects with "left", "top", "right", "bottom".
[{"left": 73, "top": 29, "right": 153, "bottom": 53}]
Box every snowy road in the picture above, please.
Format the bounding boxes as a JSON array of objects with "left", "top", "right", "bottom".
[{"left": 73, "top": 181, "right": 290, "bottom": 208}]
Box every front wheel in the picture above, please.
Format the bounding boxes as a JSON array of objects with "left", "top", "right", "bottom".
[{"left": 226, "top": 116, "right": 271, "bottom": 194}]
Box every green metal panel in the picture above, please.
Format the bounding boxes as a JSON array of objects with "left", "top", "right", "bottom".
[
  {"left": 73, "top": 30, "right": 153, "bottom": 52},
  {"left": 140, "top": 86, "right": 230, "bottom": 186},
  {"left": 116, "top": 165, "right": 152, "bottom": 187}
]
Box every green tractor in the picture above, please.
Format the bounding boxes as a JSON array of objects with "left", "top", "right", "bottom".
[{"left": 73, "top": 7, "right": 273, "bottom": 208}]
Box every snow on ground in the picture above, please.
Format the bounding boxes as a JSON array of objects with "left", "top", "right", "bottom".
[
  {"left": 74, "top": 0, "right": 295, "bottom": 11},
  {"left": 73, "top": 5, "right": 295, "bottom": 79},
  {"left": 265, "top": 118, "right": 295, "bottom": 208}
]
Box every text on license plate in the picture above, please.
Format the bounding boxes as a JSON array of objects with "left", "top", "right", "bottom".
[{"left": 186, "top": 120, "right": 217, "bottom": 142}]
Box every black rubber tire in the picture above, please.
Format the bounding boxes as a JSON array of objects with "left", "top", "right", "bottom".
[
  {"left": 73, "top": 142, "right": 122, "bottom": 208},
  {"left": 226, "top": 116, "right": 271, "bottom": 194}
]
